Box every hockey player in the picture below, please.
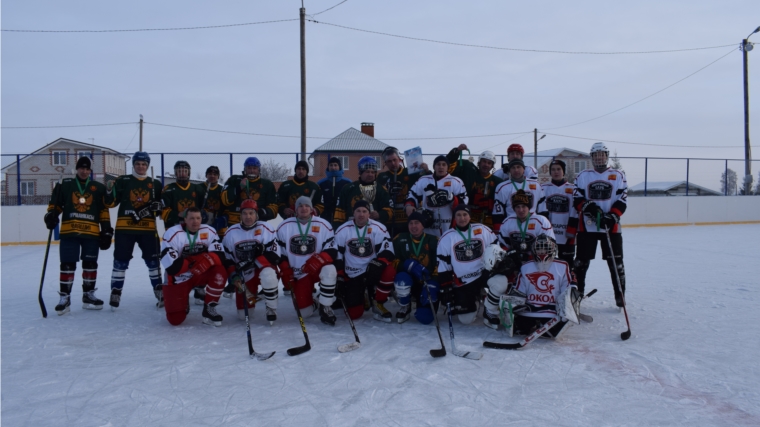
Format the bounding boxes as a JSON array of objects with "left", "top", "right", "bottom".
[
  {"left": 160, "top": 207, "right": 229, "bottom": 326},
  {"left": 498, "top": 190, "right": 555, "bottom": 263},
  {"left": 404, "top": 156, "right": 468, "bottom": 237},
  {"left": 445, "top": 144, "right": 503, "bottom": 228},
  {"left": 276, "top": 160, "right": 324, "bottom": 220},
  {"left": 492, "top": 158, "right": 545, "bottom": 231},
  {"left": 45, "top": 156, "right": 112, "bottom": 315},
  {"left": 161, "top": 160, "right": 206, "bottom": 229},
  {"left": 392, "top": 210, "right": 439, "bottom": 324},
  {"left": 538, "top": 160, "right": 578, "bottom": 265},
  {"left": 222, "top": 199, "right": 281, "bottom": 323},
  {"left": 333, "top": 157, "right": 393, "bottom": 229},
  {"left": 276, "top": 196, "right": 338, "bottom": 324},
  {"left": 494, "top": 143, "right": 538, "bottom": 181},
  {"left": 376, "top": 146, "right": 429, "bottom": 237},
  {"left": 220, "top": 157, "right": 278, "bottom": 228},
  {"left": 318, "top": 157, "right": 352, "bottom": 228},
  {"left": 573, "top": 142, "right": 628, "bottom": 307},
  {"left": 332, "top": 201, "right": 396, "bottom": 322},
  {"left": 202, "top": 165, "right": 225, "bottom": 230},
  {"left": 104, "top": 151, "right": 164, "bottom": 309},
  {"left": 436, "top": 205, "right": 498, "bottom": 324}
]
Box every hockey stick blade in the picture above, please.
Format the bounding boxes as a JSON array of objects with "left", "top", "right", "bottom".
[
  {"left": 483, "top": 317, "right": 561, "bottom": 350},
  {"left": 452, "top": 349, "right": 483, "bottom": 360},
  {"left": 252, "top": 351, "right": 276, "bottom": 361},
  {"left": 287, "top": 343, "right": 311, "bottom": 356},
  {"left": 584, "top": 289, "right": 597, "bottom": 299},
  {"left": 578, "top": 313, "right": 594, "bottom": 323},
  {"left": 429, "top": 348, "right": 446, "bottom": 358},
  {"left": 483, "top": 341, "right": 523, "bottom": 350},
  {"left": 621, "top": 329, "right": 631, "bottom": 341},
  {"left": 337, "top": 342, "right": 361, "bottom": 353}
]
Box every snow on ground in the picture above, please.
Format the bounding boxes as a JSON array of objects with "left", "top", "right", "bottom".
[{"left": 2, "top": 224, "right": 760, "bottom": 426}]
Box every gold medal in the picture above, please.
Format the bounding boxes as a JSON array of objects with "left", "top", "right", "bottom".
[
  {"left": 358, "top": 247, "right": 366, "bottom": 255},
  {"left": 79, "top": 197, "right": 86, "bottom": 204},
  {"left": 300, "top": 245, "right": 307, "bottom": 253},
  {"left": 465, "top": 249, "right": 473, "bottom": 257},
  {"left": 520, "top": 242, "right": 527, "bottom": 251}
]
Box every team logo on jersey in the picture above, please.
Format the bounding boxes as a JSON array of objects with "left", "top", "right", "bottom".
[
  {"left": 509, "top": 233, "right": 536, "bottom": 250},
  {"left": 347, "top": 238, "right": 373, "bottom": 258},
  {"left": 311, "top": 226, "right": 320, "bottom": 232},
  {"left": 588, "top": 181, "right": 613, "bottom": 200},
  {"left": 90, "top": 185, "right": 97, "bottom": 192},
  {"left": 474, "top": 228, "right": 482, "bottom": 235},
  {"left": 289, "top": 235, "right": 316, "bottom": 255},
  {"left": 444, "top": 181, "right": 451, "bottom": 187},
  {"left": 241, "top": 190, "right": 260, "bottom": 201},
  {"left": 453, "top": 239, "right": 483, "bottom": 262},
  {"left": 608, "top": 175, "right": 617, "bottom": 180},
  {"left": 130, "top": 188, "right": 150, "bottom": 207},
  {"left": 529, "top": 184, "right": 536, "bottom": 190},
  {"left": 71, "top": 192, "right": 93, "bottom": 213},
  {"left": 200, "top": 233, "right": 208, "bottom": 240},
  {"left": 235, "top": 240, "right": 264, "bottom": 261},
  {"left": 546, "top": 195, "right": 570, "bottom": 213},
  {"left": 206, "top": 198, "right": 220, "bottom": 211},
  {"left": 254, "top": 229, "right": 262, "bottom": 236},
  {"left": 528, "top": 223, "right": 536, "bottom": 230},
  {"left": 525, "top": 271, "right": 556, "bottom": 293},
  {"left": 177, "top": 199, "right": 195, "bottom": 213},
  {"left": 564, "top": 188, "right": 573, "bottom": 194}
]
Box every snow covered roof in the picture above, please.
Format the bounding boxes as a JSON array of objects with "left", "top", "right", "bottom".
[
  {"left": 311, "top": 128, "right": 389, "bottom": 153},
  {"left": 629, "top": 180, "right": 722, "bottom": 195}
]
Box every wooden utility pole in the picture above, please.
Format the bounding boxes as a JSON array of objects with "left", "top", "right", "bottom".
[
  {"left": 139, "top": 114, "right": 144, "bottom": 151},
  {"left": 300, "top": 5, "right": 307, "bottom": 161},
  {"left": 533, "top": 128, "right": 538, "bottom": 168}
]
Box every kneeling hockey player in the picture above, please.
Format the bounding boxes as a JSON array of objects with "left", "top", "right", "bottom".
[
  {"left": 392, "top": 211, "right": 439, "bottom": 324},
  {"left": 497, "top": 190, "right": 554, "bottom": 266}
]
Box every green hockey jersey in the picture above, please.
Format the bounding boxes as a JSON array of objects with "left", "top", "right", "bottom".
[
  {"left": 446, "top": 149, "right": 503, "bottom": 227},
  {"left": 377, "top": 166, "right": 429, "bottom": 234},
  {"left": 392, "top": 232, "right": 439, "bottom": 277},
  {"left": 220, "top": 175, "right": 278, "bottom": 225},
  {"left": 47, "top": 177, "right": 110, "bottom": 239},
  {"left": 161, "top": 181, "right": 206, "bottom": 229},
  {"left": 333, "top": 180, "right": 393, "bottom": 228},
  {"left": 276, "top": 179, "right": 324, "bottom": 218},
  {"left": 104, "top": 174, "right": 163, "bottom": 234}
]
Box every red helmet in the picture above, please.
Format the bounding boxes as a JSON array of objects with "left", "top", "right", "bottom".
[
  {"left": 507, "top": 144, "right": 524, "bottom": 155},
  {"left": 240, "top": 199, "right": 258, "bottom": 212}
]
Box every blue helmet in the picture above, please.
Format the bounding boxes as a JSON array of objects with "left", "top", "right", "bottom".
[
  {"left": 357, "top": 156, "right": 378, "bottom": 172},
  {"left": 244, "top": 157, "right": 261, "bottom": 168},
  {"left": 132, "top": 151, "right": 150, "bottom": 165}
]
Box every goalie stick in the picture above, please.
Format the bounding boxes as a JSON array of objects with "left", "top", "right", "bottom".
[
  {"left": 286, "top": 285, "right": 311, "bottom": 356},
  {"left": 240, "top": 276, "right": 275, "bottom": 361},
  {"left": 446, "top": 302, "right": 482, "bottom": 360},
  {"left": 337, "top": 296, "right": 361, "bottom": 353},
  {"left": 605, "top": 229, "right": 632, "bottom": 341},
  {"left": 425, "top": 280, "right": 446, "bottom": 358}
]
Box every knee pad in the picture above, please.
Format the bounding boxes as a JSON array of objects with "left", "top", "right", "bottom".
[
  {"left": 414, "top": 306, "right": 435, "bottom": 324},
  {"left": 347, "top": 304, "right": 364, "bottom": 320},
  {"left": 319, "top": 264, "right": 337, "bottom": 285},
  {"left": 258, "top": 267, "right": 278, "bottom": 290},
  {"left": 82, "top": 261, "right": 98, "bottom": 270},
  {"left": 457, "top": 311, "right": 477, "bottom": 325},
  {"left": 60, "top": 262, "right": 77, "bottom": 272},
  {"left": 113, "top": 259, "right": 130, "bottom": 271},
  {"left": 144, "top": 259, "right": 159, "bottom": 269},
  {"left": 166, "top": 311, "right": 188, "bottom": 326},
  {"left": 394, "top": 272, "right": 414, "bottom": 305},
  {"left": 486, "top": 274, "right": 509, "bottom": 297}
]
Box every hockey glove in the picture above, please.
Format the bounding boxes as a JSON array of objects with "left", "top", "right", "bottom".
[
  {"left": 131, "top": 201, "right": 162, "bottom": 223},
  {"left": 99, "top": 224, "right": 114, "bottom": 250},
  {"left": 387, "top": 179, "right": 404, "bottom": 198},
  {"left": 401, "top": 259, "right": 429, "bottom": 281},
  {"left": 189, "top": 253, "right": 216, "bottom": 276},
  {"left": 278, "top": 261, "right": 296, "bottom": 289},
  {"left": 419, "top": 209, "right": 435, "bottom": 228},
  {"left": 44, "top": 211, "right": 60, "bottom": 230},
  {"left": 228, "top": 272, "right": 245, "bottom": 292},
  {"left": 602, "top": 213, "right": 620, "bottom": 230},
  {"left": 581, "top": 201, "right": 604, "bottom": 217},
  {"left": 365, "top": 258, "right": 389, "bottom": 279},
  {"left": 302, "top": 252, "right": 333, "bottom": 278}
]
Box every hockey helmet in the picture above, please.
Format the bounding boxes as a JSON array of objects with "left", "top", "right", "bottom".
[
  {"left": 590, "top": 142, "right": 609, "bottom": 169},
  {"left": 240, "top": 199, "right": 258, "bottom": 212},
  {"left": 244, "top": 157, "right": 261, "bottom": 168},
  {"left": 381, "top": 146, "right": 402, "bottom": 162},
  {"left": 532, "top": 234, "right": 556, "bottom": 272},
  {"left": 132, "top": 151, "right": 151, "bottom": 166},
  {"left": 206, "top": 165, "right": 220, "bottom": 176},
  {"left": 478, "top": 151, "right": 496, "bottom": 166},
  {"left": 358, "top": 156, "right": 378, "bottom": 172},
  {"left": 507, "top": 144, "right": 525, "bottom": 155},
  {"left": 174, "top": 160, "right": 191, "bottom": 171}
]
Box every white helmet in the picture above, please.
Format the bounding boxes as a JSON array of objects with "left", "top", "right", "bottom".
[
  {"left": 478, "top": 151, "right": 496, "bottom": 164},
  {"left": 590, "top": 142, "right": 609, "bottom": 169},
  {"left": 482, "top": 244, "right": 507, "bottom": 271}
]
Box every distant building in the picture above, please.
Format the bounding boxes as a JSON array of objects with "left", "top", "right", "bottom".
[
  {"left": 629, "top": 181, "right": 723, "bottom": 197},
  {"left": 309, "top": 123, "right": 390, "bottom": 182},
  {"left": 523, "top": 148, "right": 592, "bottom": 184},
  {"left": 2, "top": 138, "right": 129, "bottom": 205}
]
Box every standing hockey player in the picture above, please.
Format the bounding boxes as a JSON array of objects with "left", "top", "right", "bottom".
[
  {"left": 276, "top": 196, "right": 338, "bottom": 324},
  {"left": 436, "top": 205, "right": 498, "bottom": 324},
  {"left": 276, "top": 160, "right": 323, "bottom": 220},
  {"left": 45, "top": 156, "right": 112, "bottom": 315},
  {"left": 318, "top": 157, "right": 352, "bottom": 228},
  {"left": 573, "top": 142, "right": 628, "bottom": 306},
  {"left": 445, "top": 144, "right": 503, "bottom": 228},
  {"left": 392, "top": 211, "right": 439, "bottom": 324},
  {"left": 332, "top": 201, "right": 396, "bottom": 322},
  {"left": 539, "top": 160, "right": 578, "bottom": 265},
  {"left": 160, "top": 208, "right": 229, "bottom": 326},
  {"left": 220, "top": 157, "right": 278, "bottom": 228},
  {"left": 202, "top": 165, "right": 225, "bottom": 230},
  {"left": 161, "top": 160, "right": 206, "bottom": 229},
  {"left": 105, "top": 151, "right": 164, "bottom": 309},
  {"left": 333, "top": 157, "right": 393, "bottom": 229},
  {"left": 376, "top": 146, "right": 429, "bottom": 237},
  {"left": 222, "top": 200, "right": 281, "bottom": 323},
  {"left": 405, "top": 156, "right": 468, "bottom": 237},
  {"left": 494, "top": 144, "right": 538, "bottom": 181},
  {"left": 492, "top": 158, "right": 545, "bottom": 231}
]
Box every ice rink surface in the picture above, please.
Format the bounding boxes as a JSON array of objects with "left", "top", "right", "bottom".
[{"left": 2, "top": 224, "right": 759, "bottom": 426}]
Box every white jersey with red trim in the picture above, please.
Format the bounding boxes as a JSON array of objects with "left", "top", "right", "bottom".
[
  {"left": 539, "top": 182, "right": 578, "bottom": 244},
  {"left": 495, "top": 164, "right": 538, "bottom": 181},
  {"left": 406, "top": 174, "right": 468, "bottom": 237},
  {"left": 493, "top": 178, "right": 545, "bottom": 219},
  {"left": 498, "top": 214, "right": 554, "bottom": 251},
  {"left": 161, "top": 224, "right": 224, "bottom": 284},
  {"left": 334, "top": 219, "right": 394, "bottom": 278},
  {"left": 276, "top": 216, "right": 335, "bottom": 280},
  {"left": 515, "top": 260, "right": 574, "bottom": 318},
  {"left": 437, "top": 223, "right": 498, "bottom": 285},
  {"left": 573, "top": 167, "right": 628, "bottom": 234},
  {"left": 221, "top": 222, "right": 279, "bottom": 282}
]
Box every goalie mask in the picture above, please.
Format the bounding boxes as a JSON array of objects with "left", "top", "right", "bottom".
[{"left": 532, "top": 233, "right": 556, "bottom": 272}]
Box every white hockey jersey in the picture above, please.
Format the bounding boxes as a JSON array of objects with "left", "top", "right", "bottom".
[
  {"left": 538, "top": 181, "right": 578, "bottom": 245},
  {"left": 498, "top": 214, "right": 554, "bottom": 251},
  {"left": 161, "top": 224, "right": 225, "bottom": 284},
  {"left": 495, "top": 164, "right": 538, "bottom": 181},
  {"left": 222, "top": 222, "right": 279, "bottom": 282},
  {"left": 573, "top": 167, "right": 628, "bottom": 234},
  {"left": 334, "top": 219, "right": 394, "bottom": 278},
  {"left": 437, "top": 223, "right": 498, "bottom": 285},
  {"left": 406, "top": 174, "right": 468, "bottom": 237},
  {"left": 515, "top": 260, "right": 574, "bottom": 318},
  {"left": 276, "top": 216, "right": 336, "bottom": 280},
  {"left": 492, "top": 178, "right": 545, "bottom": 219}
]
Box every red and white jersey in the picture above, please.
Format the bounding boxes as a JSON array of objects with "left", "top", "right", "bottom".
[
  {"left": 498, "top": 214, "right": 554, "bottom": 251},
  {"left": 573, "top": 167, "right": 628, "bottom": 234},
  {"left": 161, "top": 224, "right": 224, "bottom": 284},
  {"left": 515, "top": 260, "right": 574, "bottom": 318},
  {"left": 437, "top": 223, "right": 498, "bottom": 285},
  {"left": 334, "top": 219, "right": 394, "bottom": 278},
  {"left": 539, "top": 181, "right": 578, "bottom": 244},
  {"left": 276, "top": 216, "right": 335, "bottom": 280},
  {"left": 221, "top": 222, "right": 279, "bottom": 283},
  {"left": 493, "top": 178, "right": 544, "bottom": 218},
  {"left": 495, "top": 164, "right": 538, "bottom": 181},
  {"left": 406, "top": 174, "right": 468, "bottom": 237}
]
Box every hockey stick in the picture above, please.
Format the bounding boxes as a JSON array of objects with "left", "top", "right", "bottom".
[
  {"left": 337, "top": 296, "right": 361, "bottom": 353},
  {"left": 484, "top": 316, "right": 561, "bottom": 350},
  {"left": 446, "top": 302, "right": 482, "bottom": 360},
  {"left": 241, "top": 280, "right": 276, "bottom": 360},
  {"left": 37, "top": 229, "right": 54, "bottom": 318},
  {"left": 424, "top": 280, "right": 446, "bottom": 358},
  {"left": 286, "top": 284, "right": 311, "bottom": 356},
  {"left": 605, "top": 229, "right": 632, "bottom": 341},
  {"left": 578, "top": 288, "right": 597, "bottom": 323}
]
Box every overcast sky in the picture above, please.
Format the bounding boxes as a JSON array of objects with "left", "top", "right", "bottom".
[{"left": 2, "top": 0, "right": 759, "bottom": 184}]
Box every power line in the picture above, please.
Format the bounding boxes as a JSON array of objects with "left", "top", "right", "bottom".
[
  {"left": 1, "top": 18, "right": 298, "bottom": 33},
  {"left": 479, "top": 132, "right": 533, "bottom": 151},
  {"left": 543, "top": 132, "right": 744, "bottom": 148},
  {"left": 1, "top": 122, "right": 136, "bottom": 129},
  {"left": 542, "top": 47, "right": 738, "bottom": 131},
  {"left": 308, "top": 19, "right": 737, "bottom": 55},
  {"left": 312, "top": 0, "right": 350, "bottom": 16}
]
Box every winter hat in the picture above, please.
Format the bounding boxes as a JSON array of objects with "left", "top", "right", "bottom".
[
  {"left": 507, "top": 158, "right": 525, "bottom": 170},
  {"left": 407, "top": 210, "right": 425, "bottom": 224},
  {"left": 295, "top": 160, "right": 310, "bottom": 174},
  {"left": 550, "top": 159, "right": 566, "bottom": 174},
  {"left": 511, "top": 190, "right": 531, "bottom": 208},
  {"left": 76, "top": 156, "right": 92, "bottom": 170},
  {"left": 328, "top": 157, "right": 343, "bottom": 170},
  {"left": 295, "top": 196, "right": 313, "bottom": 209},
  {"left": 353, "top": 200, "right": 371, "bottom": 212},
  {"left": 433, "top": 155, "right": 449, "bottom": 166},
  {"left": 452, "top": 204, "right": 470, "bottom": 216}
]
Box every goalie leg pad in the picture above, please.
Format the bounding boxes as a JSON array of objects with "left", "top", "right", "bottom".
[
  {"left": 259, "top": 267, "right": 279, "bottom": 309},
  {"left": 484, "top": 274, "right": 509, "bottom": 316},
  {"left": 557, "top": 286, "right": 580, "bottom": 324}
]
